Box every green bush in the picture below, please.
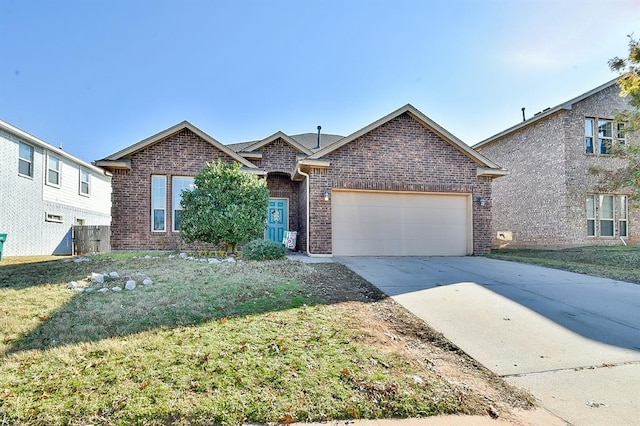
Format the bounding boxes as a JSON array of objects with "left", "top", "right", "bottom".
[{"left": 242, "top": 239, "right": 286, "bottom": 260}]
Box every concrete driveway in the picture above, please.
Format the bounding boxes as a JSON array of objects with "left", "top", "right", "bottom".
[{"left": 337, "top": 256, "right": 640, "bottom": 426}]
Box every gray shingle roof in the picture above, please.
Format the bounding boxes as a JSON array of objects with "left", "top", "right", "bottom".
[{"left": 226, "top": 133, "right": 344, "bottom": 153}]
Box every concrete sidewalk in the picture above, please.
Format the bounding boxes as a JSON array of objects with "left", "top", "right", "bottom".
[{"left": 337, "top": 256, "right": 640, "bottom": 426}]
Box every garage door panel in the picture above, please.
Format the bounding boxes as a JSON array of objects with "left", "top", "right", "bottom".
[{"left": 332, "top": 191, "right": 470, "bottom": 256}]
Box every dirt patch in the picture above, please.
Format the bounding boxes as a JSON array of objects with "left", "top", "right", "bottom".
[{"left": 299, "top": 263, "right": 537, "bottom": 424}]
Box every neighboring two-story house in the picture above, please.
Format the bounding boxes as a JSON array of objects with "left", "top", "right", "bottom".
[
  {"left": 0, "top": 119, "right": 112, "bottom": 256},
  {"left": 96, "top": 104, "right": 507, "bottom": 256},
  {"left": 474, "top": 79, "right": 638, "bottom": 248}
]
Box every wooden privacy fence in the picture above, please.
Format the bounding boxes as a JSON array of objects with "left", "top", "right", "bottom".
[{"left": 73, "top": 226, "right": 111, "bottom": 255}]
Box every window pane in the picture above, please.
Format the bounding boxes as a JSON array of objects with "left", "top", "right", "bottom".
[
  {"left": 585, "top": 119, "right": 594, "bottom": 136},
  {"left": 19, "top": 159, "right": 32, "bottom": 176},
  {"left": 585, "top": 137, "right": 594, "bottom": 153},
  {"left": 172, "top": 177, "right": 194, "bottom": 210},
  {"left": 619, "top": 196, "right": 628, "bottom": 219},
  {"left": 151, "top": 175, "right": 166, "bottom": 231},
  {"left": 587, "top": 220, "right": 595, "bottom": 236},
  {"left": 19, "top": 142, "right": 32, "bottom": 160},
  {"left": 599, "top": 138, "right": 611, "bottom": 154},
  {"left": 600, "top": 220, "right": 614, "bottom": 236},
  {"left": 153, "top": 209, "right": 165, "bottom": 231},
  {"left": 18, "top": 143, "right": 34, "bottom": 177},
  {"left": 600, "top": 196, "right": 614, "bottom": 219},
  {"left": 172, "top": 177, "right": 194, "bottom": 232},
  {"left": 48, "top": 169, "right": 59, "bottom": 185},
  {"left": 619, "top": 221, "right": 628, "bottom": 237},
  {"left": 174, "top": 210, "right": 182, "bottom": 231},
  {"left": 586, "top": 195, "right": 595, "bottom": 218},
  {"left": 617, "top": 123, "right": 626, "bottom": 143},
  {"left": 152, "top": 176, "right": 166, "bottom": 209},
  {"left": 598, "top": 120, "right": 612, "bottom": 137}
]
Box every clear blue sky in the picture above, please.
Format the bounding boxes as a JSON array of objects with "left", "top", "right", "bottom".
[{"left": 1, "top": 0, "right": 638, "bottom": 163}]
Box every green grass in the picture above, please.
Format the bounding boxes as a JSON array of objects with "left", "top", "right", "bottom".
[
  {"left": 489, "top": 245, "right": 640, "bottom": 284},
  {"left": 0, "top": 253, "right": 494, "bottom": 425}
]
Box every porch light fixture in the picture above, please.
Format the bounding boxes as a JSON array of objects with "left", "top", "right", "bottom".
[
  {"left": 323, "top": 189, "right": 330, "bottom": 201},
  {"left": 476, "top": 196, "right": 487, "bottom": 206}
]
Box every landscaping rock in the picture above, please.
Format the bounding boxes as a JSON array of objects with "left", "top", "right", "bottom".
[
  {"left": 109, "top": 272, "right": 120, "bottom": 278},
  {"left": 143, "top": 278, "right": 153, "bottom": 285},
  {"left": 111, "top": 287, "right": 122, "bottom": 292},
  {"left": 97, "top": 287, "right": 109, "bottom": 293},
  {"left": 179, "top": 252, "right": 188, "bottom": 259},
  {"left": 91, "top": 273, "right": 105, "bottom": 283},
  {"left": 208, "top": 258, "right": 221, "bottom": 264},
  {"left": 68, "top": 281, "right": 78, "bottom": 289},
  {"left": 73, "top": 287, "right": 85, "bottom": 293},
  {"left": 223, "top": 257, "right": 236, "bottom": 263},
  {"left": 125, "top": 280, "right": 136, "bottom": 290},
  {"left": 84, "top": 287, "right": 95, "bottom": 293}
]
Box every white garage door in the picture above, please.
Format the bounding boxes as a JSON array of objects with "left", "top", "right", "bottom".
[{"left": 332, "top": 191, "right": 471, "bottom": 256}]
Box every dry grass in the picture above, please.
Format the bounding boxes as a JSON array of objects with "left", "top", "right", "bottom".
[
  {"left": 489, "top": 245, "right": 640, "bottom": 284},
  {"left": 0, "top": 253, "right": 533, "bottom": 425}
]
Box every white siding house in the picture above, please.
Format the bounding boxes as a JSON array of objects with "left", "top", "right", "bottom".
[{"left": 0, "top": 119, "right": 111, "bottom": 256}]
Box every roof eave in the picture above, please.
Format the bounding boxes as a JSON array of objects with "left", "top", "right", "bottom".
[
  {"left": 292, "top": 158, "right": 331, "bottom": 180},
  {"left": 101, "top": 121, "right": 258, "bottom": 169},
  {"left": 0, "top": 118, "right": 109, "bottom": 175},
  {"left": 94, "top": 159, "right": 132, "bottom": 170},
  {"left": 477, "top": 167, "right": 509, "bottom": 178},
  {"left": 474, "top": 78, "right": 620, "bottom": 149}
]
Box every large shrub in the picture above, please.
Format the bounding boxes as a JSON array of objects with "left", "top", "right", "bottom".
[{"left": 180, "top": 160, "right": 269, "bottom": 254}]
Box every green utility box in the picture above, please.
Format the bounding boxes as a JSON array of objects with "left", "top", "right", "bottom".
[{"left": 0, "top": 233, "right": 6, "bottom": 261}]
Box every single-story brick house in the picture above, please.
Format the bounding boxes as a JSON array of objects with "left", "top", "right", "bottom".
[
  {"left": 96, "top": 104, "right": 507, "bottom": 256},
  {"left": 474, "top": 79, "right": 639, "bottom": 248}
]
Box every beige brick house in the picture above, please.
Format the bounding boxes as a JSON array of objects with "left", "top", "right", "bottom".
[
  {"left": 475, "top": 79, "right": 638, "bottom": 248},
  {"left": 96, "top": 104, "right": 506, "bottom": 256}
]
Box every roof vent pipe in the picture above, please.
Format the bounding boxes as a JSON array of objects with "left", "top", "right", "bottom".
[
  {"left": 521, "top": 107, "right": 526, "bottom": 122},
  {"left": 316, "top": 125, "right": 321, "bottom": 149}
]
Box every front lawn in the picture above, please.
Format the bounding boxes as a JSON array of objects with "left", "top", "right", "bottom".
[
  {"left": 489, "top": 245, "right": 640, "bottom": 284},
  {"left": 0, "top": 253, "right": 533, "bottom": 425}
]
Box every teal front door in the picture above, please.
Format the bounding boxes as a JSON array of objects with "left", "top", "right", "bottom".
[{"left": 267, "top": 198, "right": 288, "bottom": 243}]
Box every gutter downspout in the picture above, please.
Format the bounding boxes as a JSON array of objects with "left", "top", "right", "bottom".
[{"left": 297, "top": 167, "right": 333, "bottom": 258}]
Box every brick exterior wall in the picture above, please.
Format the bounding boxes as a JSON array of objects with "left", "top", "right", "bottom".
[
  {"left": 109, "top": 115, "right": 495, "bottom": 255},
  {"left": 110, "top": 129, "right": 238, "bottom": 250},
  {"left": 477, "top": 84, "right": 639, "bottom": 248},
  {"left": 314, "top": 113, "right": 493, "bottom": 254}
]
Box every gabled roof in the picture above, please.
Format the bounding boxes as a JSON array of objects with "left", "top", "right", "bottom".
[
  {"left": 0, "top": 118, "right": 107, "bottom": 175},
  {"left": 474, "top": 78, "right": 619, "bottom": 149},
  {"left": 96, "top": 120, "right": 256, "bottom": 169},
  {"left": 226, "top": 132, "right": 344, "bottom": 153},
  {"left": 239, "top": 131, "right": 314, "bottom": 155},
  {"left": 308, "top": 103, "right": 504, "bottom": 170}
]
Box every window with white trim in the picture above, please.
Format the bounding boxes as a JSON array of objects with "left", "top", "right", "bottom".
[
  {"left": 586, "top": 195, "right": 596, "bottom": 236},
  {"left": 617, "top": 123, "right": 626, "bottom": 145},
  {"left": 79, "top": 169, "right": 90, "bottom": 196},
  {"left": 586, "top": 194, "right": 629, "bottom": 237},
  {"left": 19, "top": 142, "right": 34, "bottom": 177},
  {"left": 151, "top": 175, "right": 166, "bottom": 232},
  {"left": 600, "top": 195, "right": 614, "bottom": 236},
  {"left": 45, "top": 212, "right": 63, "bottom": 223},
  {"left": 585, "top": 118, "right": 626, "bottom": 155},
  {"left": 172, "top": 176, "right": 194, "bottom": 232},
  {"left": 585, "top": 119, "right": 594, "bottom": 154},
  {"left": 46, "top": 153, "right": 61, "bottom": 186},
  {"left": 619, "top": 195, "right": 628, "bottom": 237}
]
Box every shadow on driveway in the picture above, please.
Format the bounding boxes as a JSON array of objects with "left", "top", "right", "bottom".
[{"left": 336, "top": 256, "right": 640, "bottom": 352}]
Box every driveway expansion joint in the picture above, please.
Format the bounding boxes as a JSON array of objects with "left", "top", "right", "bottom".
[{"left": 500, "top": 360, "right": 640, "bottom": 378}]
